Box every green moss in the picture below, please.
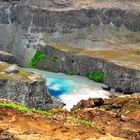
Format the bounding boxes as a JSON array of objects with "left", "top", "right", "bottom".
[
  {"left": 87, "top": 72, "right": 104, "bottom": 83},
  {"left": 29, "top": 51, "right": 45, "bottom": 67},
  {"left": 65, "top": 116, "right": 95, "bottom": 127}
]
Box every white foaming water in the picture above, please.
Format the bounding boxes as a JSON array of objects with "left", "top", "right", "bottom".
[
  {"left": 25, "top": 68, "right": 110, "bottom": 111},
  {"left": 61, "top": 87, "right": 109, "bottom": 111}
]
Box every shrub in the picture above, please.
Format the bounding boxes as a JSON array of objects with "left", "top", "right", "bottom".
[{"left": 87, "top": 72, "right": 104, "bottom": 83}]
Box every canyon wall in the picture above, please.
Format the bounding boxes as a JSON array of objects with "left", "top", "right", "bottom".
[
  {"left": 0, "top": 0, "right": 140, "bottom": 92},
  {"left": 35, "top": 45, "right": 140, "bottom": 93}
]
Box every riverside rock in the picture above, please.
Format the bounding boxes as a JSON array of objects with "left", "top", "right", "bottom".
[
  {"left": 0, "top": 62, "right": 64, "bottom": 110},
  {"left": 72, "top": 98, "right": 104, "bottom": 111},
  {"left": 72, "top": 94, "right": 140, "bottom": 121}
]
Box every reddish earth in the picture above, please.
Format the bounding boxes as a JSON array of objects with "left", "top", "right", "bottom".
[{"left": 0, "top": 94, "right": 140, "bottom": 140}]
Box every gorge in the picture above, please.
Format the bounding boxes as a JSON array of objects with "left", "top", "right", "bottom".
[
  {"left": 0, "top": 0, "right": 140, "bottom": 139},
  {"left": 0, "top": 0, "right": 140, "bottom": 109},
  {"left": 0, "top": 0, "right": 140, "bottom": 94}
]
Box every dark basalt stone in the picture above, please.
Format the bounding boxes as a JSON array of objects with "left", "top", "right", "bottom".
[{"left": 102, "top": 86, "right": 111, "bottom": 91}]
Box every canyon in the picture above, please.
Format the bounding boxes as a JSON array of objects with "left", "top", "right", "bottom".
[
  {"left": 0, "top": 1, "right": 140, "bottom": 139},
  {"left": 0, "top": 0, "right": 140, "bottom": 93}
]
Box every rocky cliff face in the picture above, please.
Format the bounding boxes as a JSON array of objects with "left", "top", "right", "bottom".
[
  {"left": 0, "top": 50, "right": 17, "bottom": 64},
  {"left": 0, "top": 0, "right": 140, "bottom": 92},
  {"left": 0, "top": 62, "right": 64, "bottom": 110},
  {"left": 10, "top": 0, "right": 140, "bottom": 31},
  {"left": 34, "top": 45, "right": 140, "bottom": 93}
]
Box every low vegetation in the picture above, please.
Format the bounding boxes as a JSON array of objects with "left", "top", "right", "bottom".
[
  {"left": 66, "top": 70, "right": 74, "bottom": 75},
  {"left": 87, "top": 72, "right": 104, "bottom": 83},
  {"left": 29, "top": 51, "right": 46, "bottom": 67},
  {"left": 0, "top": 102, "right": 50, "bottom": 116},
  {"left": 52, "top": 56, "right": 59, "bottom": 63},
  {"left": 65, "top": 116, "right": 95, "bottom": 127}
]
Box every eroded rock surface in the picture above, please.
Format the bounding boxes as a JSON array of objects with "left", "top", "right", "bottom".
[
  {"left": 0, "top": 62, "right": 64, "bottom": 110},
  {"left": 72, "top": 94, "right": 140, "bottom": 121},
  {"left": 0, "top": 51, "right": 16, "bottom": 64}
]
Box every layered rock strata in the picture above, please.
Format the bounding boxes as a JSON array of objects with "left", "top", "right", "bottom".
[
  {"left": 0, "top": 0, "right": 140, "bottom": 92},
  {"left": 0, "top": 62, "right": 64, "bottom": 110},
  {"left": 35, "top": 45, "right": 140, "bottom": 93}
]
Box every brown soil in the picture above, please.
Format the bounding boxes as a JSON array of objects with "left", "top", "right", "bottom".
[{"left": 0, "top": 97, "right": 140, "bottom": 140}]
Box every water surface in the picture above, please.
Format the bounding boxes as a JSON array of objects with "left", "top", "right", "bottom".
[{"left": 25, "top": 68, "right": 110, "bottom": 110}]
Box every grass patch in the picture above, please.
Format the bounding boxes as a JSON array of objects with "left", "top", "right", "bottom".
[
  {"left": 29, "top": 51, "right": 45, "bottom": 67},
  {"left": 48, "top": 108, "right": 65, "bottom": 114},
  {"left": 136, "top": 0, "right": 140, "bottom": 3},
  {"left": 0, "top": 103, "right": 30, "bottom": 112},
  {"left": 0, "top": 103, "right": 51, "bottom": 116},
  {"left": 87, "top": 72, "right": 104, "bottom": 83},
  {"left": 65, "top": 116, "right": 95, "bottom": 127}
]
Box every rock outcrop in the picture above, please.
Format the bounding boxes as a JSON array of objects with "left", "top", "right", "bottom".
[
  {"left": 0, "top": 62, "right": 64, "bottom": 110},
  {"left": 72, "top": 94, "right": 140, "bottom": 121},
  {"left": 1, "top": 98, "right": 140, "bottom": 140},
  {"left": 10, "top": 0, "right": 140, "bottom": 31},
  {"left": 33, "top": 45, "right": 140, "bottom": 93},
  {"left": 0, "top": 50, "right": 17, "bottom": 64}
]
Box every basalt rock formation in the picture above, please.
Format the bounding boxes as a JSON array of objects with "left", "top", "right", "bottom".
[
  {"left": 0, "top": 50, "right": 16, "bottom": 64},
  {"left": 0, "top": 0, "right": 140, "bottom": 92},
  {"left": 0, "top": 61, "right": 64, "bottom": 110}
]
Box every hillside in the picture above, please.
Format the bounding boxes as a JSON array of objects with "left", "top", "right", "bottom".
[
  {"left": 0, "top": 0, "right": 140, "bottom": 139},
  {"left": 0, "top": 94, "right": 140, "bottom": 140}
]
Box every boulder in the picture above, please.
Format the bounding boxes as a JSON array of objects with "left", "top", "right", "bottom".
[{"left": 72, "top": 98, "right": 104, "bottom": 111}]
